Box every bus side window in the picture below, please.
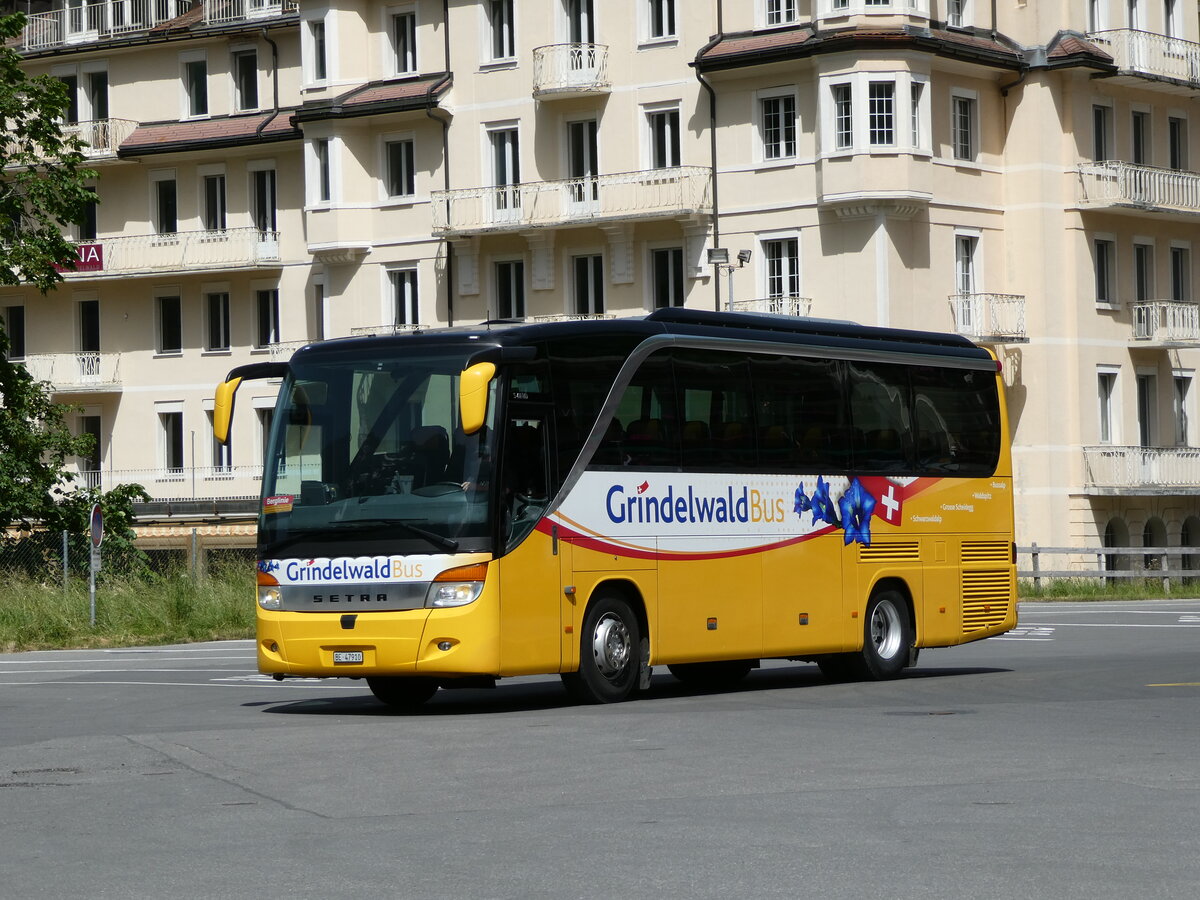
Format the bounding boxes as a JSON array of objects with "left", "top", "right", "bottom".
[
  {"left": 847, "top": 361, "right": 914, "bottom": 474},
  {"left": 501, "top": 417, "right": 549, "bottom": 549},
  {"left": 612, "top": 354, "right": 679, "bottom": 468},
  {"left": 749, "top": 355, "right": 845, "bottom": 473},
  {"left": 674, "top": 350, "right": 755, "bottom": 471},
  {"left": 911, "top": 366, "right": 1001, "bottom": 475}
]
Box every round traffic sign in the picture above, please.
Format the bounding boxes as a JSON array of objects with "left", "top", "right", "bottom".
[{"left": 90, "top": 503, "right": 104, "bottom": 548}]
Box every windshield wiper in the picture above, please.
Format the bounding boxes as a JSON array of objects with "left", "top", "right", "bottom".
[{"left": 328, "top": 518, "right": 459, "bottom": 552}]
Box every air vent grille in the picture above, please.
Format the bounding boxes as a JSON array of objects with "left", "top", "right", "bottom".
[
  {"left": 962, "top": 570, "right": 1013, "bottom": 634},
  {"left": 859, "top": 542, "right": 920, "bottom": 563},
  {"left": 962, "top": 541, "right": 1011, "bottom": 564}
]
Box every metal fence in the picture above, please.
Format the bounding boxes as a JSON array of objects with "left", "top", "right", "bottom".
[{"left": 1020, "top": 544, "right": 1200, "bottom": 591}]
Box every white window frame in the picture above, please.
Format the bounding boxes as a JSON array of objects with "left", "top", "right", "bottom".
[
  {"left": 388, "top": 5, "right": 419, "bottom": 76},
  {"left": 1173, "top": 369, "right": 1194, "bottom": 446},
  {"left": 760, "top": 0, "right": 799, "bottom": 28},
  {"left": 818, "top": 1, "right": 931, "bottom": 20},
  {"left": 1131, "top": 106, "right": 1152, "bottom": 166},
  {"left": 485, "top": 0, "right": 516, "bottom": 64},
  {"left": 1136, "top": 367, "right": 1157, "bottom": 448},
  {"left": 231, "top": 45, "right": 260, "bottom": 113},
  {"left": 492, "top": 257, "right": 527, "bottom": 319},
  {"left": 253, "top": 283, "right": 281, "bottom": 348},
  {"left": 950, "top": 88, "right": 978, "bottom": 162},
  {"left": 1168, "top": 114, "right": 1189, "bottom": 171},
  {"left": 149, "top": 168, "right": 178, "bottom": 237},
  {"left": 300, "top": 9, "right": 333, "bottom": 87},
  {"left": 385, "top": 266, "right": 420, "bottom": 326},
  {"left": 307, "top": 136, "right": 336, "bottom": 206},
  {"left": 248, "top": 159, "right": 278, "bottom": 233},
  {"left": 759, "top": 232, "right": 802, "bottom": 303},
  {"left": 1170, "top": 241, "right": 1192, "bottom": 303},
  {"left": 946, "top": 0, "right": 971, "bottom": 28},
  {"left": 954, "top": 229, "right": 982, "bottom": 297},
  {"left": 1097, "top": 367, "right": 1120, "bottom": 445},
  {"left": 203, "top": 401, "right": 233, "bottom": 474},
  {"left": 820, "top": 72, "right": 929, "bottom": 157},
  {"left": 180, "top": 49, "right": 208, "bottom": 119},
  {"left": 756, "top": 86, "right": 798, "bottom": 165},
  {"left": 647, "top": 242, "right": 686, "bottom": 310},
  {"left": 156, "top": 400, "right": 186, "bottom": 476},
  {"left": 1094, "top": 234, "right": 1118, "bottom": 308},
  {"left": 382, "top": 132, "right": 417, "bottom": 201},
  {"left": 313, "top": 273, "right": 329, "bottom": 341},
  {"left": 1087, "top": 0, "right": 1107, "bottom": 32},
  {"left": 643, "top": 0, "right": 677, "bottom": 43},
  {"left": 198, "top": 163, "right": 227, "bottom": 233},
  {"left": 643, "top": 101, "right": 682, "bottom": 169},
  {"left": 1165, "top": 0, "right": 1181, "bottom": 38},
  {"left": 1133, "top": 239, "right": 1155, "bottom": 303},
  {"left": 2, "top": 300, "right": 26, "bottom": 360},
  {"left": 569, "top": 251, "right": 606, "bottom": 316},
  {"left": 154, "top": 288, "right": 183, "bottom": 357},
  {"left": 1093, "top": 100, "right": 1114, "bottom": 162}
]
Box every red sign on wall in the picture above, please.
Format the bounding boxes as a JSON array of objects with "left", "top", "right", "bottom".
[{"left": 56, "top": 243, "right": 104, "bottom": 273}]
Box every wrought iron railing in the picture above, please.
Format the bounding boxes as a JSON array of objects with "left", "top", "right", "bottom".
[
  {"left": 22, "top": 353, "right": 121, "bottom": 390},
  {"left": 431, "top": 166, "right": 712, "bottom": 235},
  {"left": 22, "top": 0, "right": 191, "bottom": 51},
  {"left": 532, "top": 44, "right": 610, "bottom": 96},
  {"left": 65, "top": 228, "right": 281, "bottom": 276},
  {"left": 948, "top": 293, "right": 1027, "bottom": 341},
  {"left": 204, "top": 0, "right": 299, "bottom": 26},
  {"left": 1087, "top": 28, "right": 1200, "bottom": 86},
  {"left": 731, "top": 296, "right": 813, "bottom": 317},
  {"left": 61, "top": 119, "right": 139, "bottom": 158},
  {"left": 1131, "top": 300, "right": 1200, "bottom": 342},
  {"left": 1077, "top": 160, "right": 1200, "bottom": 213},
  {"left": 1083, "top": 445, "right": 1200, "bottom": 490}
]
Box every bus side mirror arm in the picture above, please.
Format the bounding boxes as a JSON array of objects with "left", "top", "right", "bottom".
[
  {"left": 214, "top": 361, "right": 289, "bottom": 446},
  {"left": 460, "top": 362, "right": 497, "bottom": 435}
]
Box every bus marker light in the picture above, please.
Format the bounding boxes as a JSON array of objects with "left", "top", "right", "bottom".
[
  {"left": 798, "top": 614, "right": 809, "bottom": 625},
  {"left": 707, "top": 618, "right": 718, "bottom": 630},
  {"left": 565, "top": 625, "right": 574, "bottom": 634},
  {"left": 939, "top": 606, "right": 946, "bottom": 614},
  {"left": 851, "top": 611, "right": 859, "bottom": 618}
]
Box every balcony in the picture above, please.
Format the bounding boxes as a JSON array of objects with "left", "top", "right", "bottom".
[
  {"left": 73, "top": 465, "right": 264, "bottom": 503},
  {"left": 64, "top": 228, "right": 281, "bottom": 279},
  {"left": 1083, "top": 445, "right": 1200, "bottom": 495},
  {"left": 431, "top": 167, "right": 712, "bottom": 237},
  {"left": 21, "top": 1, "right": 297, "bottom": 52},
  {"left": 1087, "top": 29, "right": 1200, "bottom": 92},
  {"left": 948, "top": 293, "right": 1028, "bottom": 344},
  {"left": 64, "top": 119, "right": 139, "bottom": 159},
  {"left": 731, "top": 296, "right": 813, "bottom": 317},
  {"left": 532, "top": 44, "right": 611, "bottom": 99},
  {"left": 1076, "top": 161, "right": 1200, "bottom": 218},
  {"left": 1131, "top": 300, "right": 1200, "bottom": 345},
  {"left": 22, "top": 352, "right": 121, "bottom": 393}
]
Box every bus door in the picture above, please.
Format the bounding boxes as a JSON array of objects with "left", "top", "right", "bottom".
[{"left": 496, "top": 405, "right": 563, "bottom": 675}]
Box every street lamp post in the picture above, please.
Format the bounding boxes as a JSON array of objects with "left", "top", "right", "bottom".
[{"left": 708, "top": 248, "right": 753, "bottom": 312}]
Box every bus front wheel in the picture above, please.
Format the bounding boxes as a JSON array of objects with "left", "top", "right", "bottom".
[
  {"left": 563, "top": 594, "right": 641, "bottom": 704},
  {"left": 861, "top": 589, "right": 913, "bottom": 680},
  {"left": 366, "top": 676, "right": 438, "bottom": 711}
]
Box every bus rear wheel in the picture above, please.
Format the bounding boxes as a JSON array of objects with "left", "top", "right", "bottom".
[
  {"left": 367, "top": 676, "right": 438, "bottom": 711},
  {"left": 563, "top": 593, "right": 641, "bottom": 704},
  {"left": 668, "top": 660, "right": 754, "bottom": 690},
  {"left": 861, "top": 589, "right": 913, "bottom": 680}
]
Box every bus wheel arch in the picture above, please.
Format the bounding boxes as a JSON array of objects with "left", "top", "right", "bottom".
[
  {"left": 562, "top": 580, "right": 648, "bottom": 704},
  {"left": 860, "top": 580, "right": 916, "bottom": 680}
]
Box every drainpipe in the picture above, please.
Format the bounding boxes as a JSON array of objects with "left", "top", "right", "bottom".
[
  {"left": 427, "top": 0, "right": 455, "bottom": 326},
  {"left": 695, "top": 0, "right": 724, "bottom": 311},
  {"left": 255, "top": 27, "right": 281, "bottom": 139}
]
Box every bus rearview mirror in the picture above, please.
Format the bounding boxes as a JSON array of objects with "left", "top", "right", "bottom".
[
  {"left": 460, "top": 362, "right": 496, "bottom": 435},
  {"left": 213, "top": 377, "right": 242, "bottom": 445}
]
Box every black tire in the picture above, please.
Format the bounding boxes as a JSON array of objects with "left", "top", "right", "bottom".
[
  {"left": 860, "top": 589, "right": 913, "bottom": 680},
  {"left": 668, "top": 660, "right": 754, "bottom": 689},
  {"left": 562, "top": 593, "right": 641, "bottom": 704},
  {"left": 366, "top": 676, "right": 438, "bottom": 710}
]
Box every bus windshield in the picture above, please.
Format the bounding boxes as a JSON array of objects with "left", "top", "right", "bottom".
[{"left": 259, "top": 347, "right": 497, "bottom": 558}]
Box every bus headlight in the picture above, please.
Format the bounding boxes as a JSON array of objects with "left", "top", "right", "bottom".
[
  {"left": 426, "top": 562, "right": 488, "bottom": 608},
  {"left": 258, "top": 586, "right": 283, "bottom": 610}
]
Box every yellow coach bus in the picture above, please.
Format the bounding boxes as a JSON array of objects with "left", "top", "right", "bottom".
[{"left": 215, "top": 308, "right": 1016, "bottom": 708}]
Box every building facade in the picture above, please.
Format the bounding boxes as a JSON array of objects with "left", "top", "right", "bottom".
[{"left": 5, "top": 0, "right": 1200, "bottom": 559}]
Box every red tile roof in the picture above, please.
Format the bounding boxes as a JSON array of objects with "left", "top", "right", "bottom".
[
  {"left": 119, "top": 111, "right": 300, "bottom": 156},
  {"left": 701, "top": 27, "right": 816, "bottom": 60}
]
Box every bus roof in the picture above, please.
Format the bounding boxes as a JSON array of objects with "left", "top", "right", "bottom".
[{"left": 289, "top": 308, "right": 992, "bottom": 367}]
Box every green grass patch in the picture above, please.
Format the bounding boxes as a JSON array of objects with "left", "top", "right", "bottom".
[
  {"left": 0, "top": 563, "right": 255, "bottom": 652},
  {"left": 1019, "top": 577, "right": 1200, "bottom": 602}
]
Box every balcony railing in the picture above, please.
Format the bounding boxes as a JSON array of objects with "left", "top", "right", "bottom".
[
  {"left": 1087, "top": 29, "right": 1200, "bottom": 87},
  {"left": 62, "top": 119, "right": 139, "bottom": 159},
  {"left": 432, "top": 167, "right": 712, "bottom": 236},
  {"left": 731, "top": 296, "right": 813, "bottom": 317},
  {"left": 71, "top": 465, "right": 265, "bottom": 501},
  {"left": 21, "top": 0, "right": 191, "bottom": 51},
  {"left": 348, "top": 324, "right": 423, "bottom": 337},
  {"left": 204, "top": 0, "right": 298, "bottom": 26},
  {"left": 532, "top": 44, "right": 611, "bottom": 97},
  {"left": 1077, "top": 161, "right": 1200, "bottom": 215},
  {"left": 948, "top": 293, "right": 1027, "bottom": 343},
  {"left": 1131, "top": 300, "right": 1200, "bottom": 343},
  {"left": 528, "top": 314, "right": 616, "bottom": 322},
  {"left": 22, "top": 353, "right": 121, "bottom": 391},
  {"left": 1083, "top": 445, "right": 1200, "bottom": 493},
  {"left": 65, "top": 228, "right": 281, "bottom": 278}
]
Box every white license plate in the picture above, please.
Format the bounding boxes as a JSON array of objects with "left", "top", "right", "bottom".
[{"left": 332, "top": 651, "right": 364, "bottom": 664}]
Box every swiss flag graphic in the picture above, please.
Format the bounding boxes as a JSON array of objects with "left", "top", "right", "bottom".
[{"left": 877, "top": 481, "right": 904, "bottom": 526}]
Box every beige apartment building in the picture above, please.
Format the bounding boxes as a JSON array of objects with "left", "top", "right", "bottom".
[{"left": 4, "top": 0, "right": 1200, "bottom": 561}]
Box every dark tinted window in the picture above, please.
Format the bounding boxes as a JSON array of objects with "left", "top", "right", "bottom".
[
  {"left": 609, "top": 353, "right": 679, "bottom": 468},
  {"left": 548, "top": 335, "right": 640, "bottom": 475},
  {"left": 847, "top": 361, "right": 913, "bottom": 472},
  {"left": 674, "top": 349, "right": 756, "bottom": 471},
  {"left": 751, "top": 354, "right": 847, "bottom": 472},
  {"left": 911, "top": 365, "right": 1000, "bottom": 475}
]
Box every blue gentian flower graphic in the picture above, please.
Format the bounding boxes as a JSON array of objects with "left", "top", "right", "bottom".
[
  {"left": 809, "top": 476, "right": 841, "bottom": 529},
  {"left": 839, "top": 477, "right": 876, "bottom": 546},
  {"left": 793, "top": 485, "right": 811, "bottom": 518}
]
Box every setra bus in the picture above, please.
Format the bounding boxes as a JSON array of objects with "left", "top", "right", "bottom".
[{"left": 215, "top": 308, "right": 1016, "bottom": 708}]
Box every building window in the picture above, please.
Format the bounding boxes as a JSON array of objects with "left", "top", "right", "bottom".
[
  {"left": 1134, "top": 243, "right": 1154, "bottom": 303},
  {"left": 1169, "top": 117, "right": 1188, "bottom": 171},
  {"left": 763, "top": 237, "right": 800, "bottom": 300},
  {"left": 313, "top": 139, "right": 332, "bottom": 203},
  {"left": 1095, "top": 238, "right": 1116, "bottom": 305},
  {"left": 1137, "top": 372, "right": 1156, "bottom": 447},
  {"left": 955, "top": 234, "right": 979, "bottom": 296},
  {"left": 203, "top": 173, "right": 226, "bottom": 232},
  {"left": 1098, "top": 370, "right": 1117, "bottom": 444},
  {"left": 868, "top": 81, "right": 895, "bottom": 147},
  {"left": 313, "top": 20, "right": 329, "bottom": 81},
  {"left": 389, "top": 269, "right": 419, "bottom": 326},
  {"left": 910, "top": 81, "right": 925, "bottom": 147},
  {"left": 648, "top": 0, "right": 676, "bottom": 39},
  {"left": 1175, "top": 373, "right": 1192, "bottom": 445},
  {"left": 1093, "top": 104, "right": 1112, "bottom": 161},
  {"left": 495, "top": 260, "right": 525, "bottom": 318},
  {"left": 951, "top": 93, "right": 977, "bottom": 161},
  {"left": 647, "top": 106, "right": 681, "bottom": 168},
  {"left": 489, "top": 0, "right": 515, "bottom": 61},
  {"left": 206, "top": 291, "right": 231, "bottom": 351},
  {"left": 152, "top": 174, "right": 177, "bottom": 235},
  {"left": 1165, "top": 0, "right": 1181, "bottom": 37},
  {"left": 652, "top": 247, "right": 684, "bottom": 308},
  {"left": 80, "top": 186, "right": 98, "bottom": 241},
  {"left": 386, "top": 138, "right": 416, "bottom": 198},
  {"left": 157, "top": 295, "right": 182, "bottom": 355},
  {"left": 760, "top": 92, "right": 797, "bottom": 162},
  {"left": 1132, "top": 110, "right": 1150, "bottom": 166},
  {"left": 1171, "top": 245, "right": 1191, "bottom": 303},
  {"left": 208, "top": 410, "right": 232, "bottom": 474},
  {"left": 489, "top": 126, "right": 521, "bottom": 216},
  {"left": 765, "top": 0, "right": 798, "bottom": 26},
  {"left": 947, "top": 0, "right": 967, "bottom": 27},
  {"left": 1087, "top": 0, "right": 1105, "bottom": 31},
  {"left": 313, "top": 279, "right": 327, "bottom": 341},
  {"left": 160, "top": 410, "right": 185, "bottom": 474},
  {"left": 3, "top": 305, "right": 25, "bottom": 359},
  {"left": 393, "top": 11, "right": 417, "bottom": 74},
  {"left": 183, "top": 55, "right": 208, "bottom": 117},
  {"left": 832, "top": 83, "right": 853, "bottom": 150},
  {"left": 573, "top": 254, "right": 604, "bottom": 315},
  {"left": 251, "top": 167, "right": 277, "bottom": 233},
  {"left": 256, "top": 288, "right": 280, "bottom": 347},
  {"left": 233, "top": 49, "right": 259, "bottom": 111}
]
